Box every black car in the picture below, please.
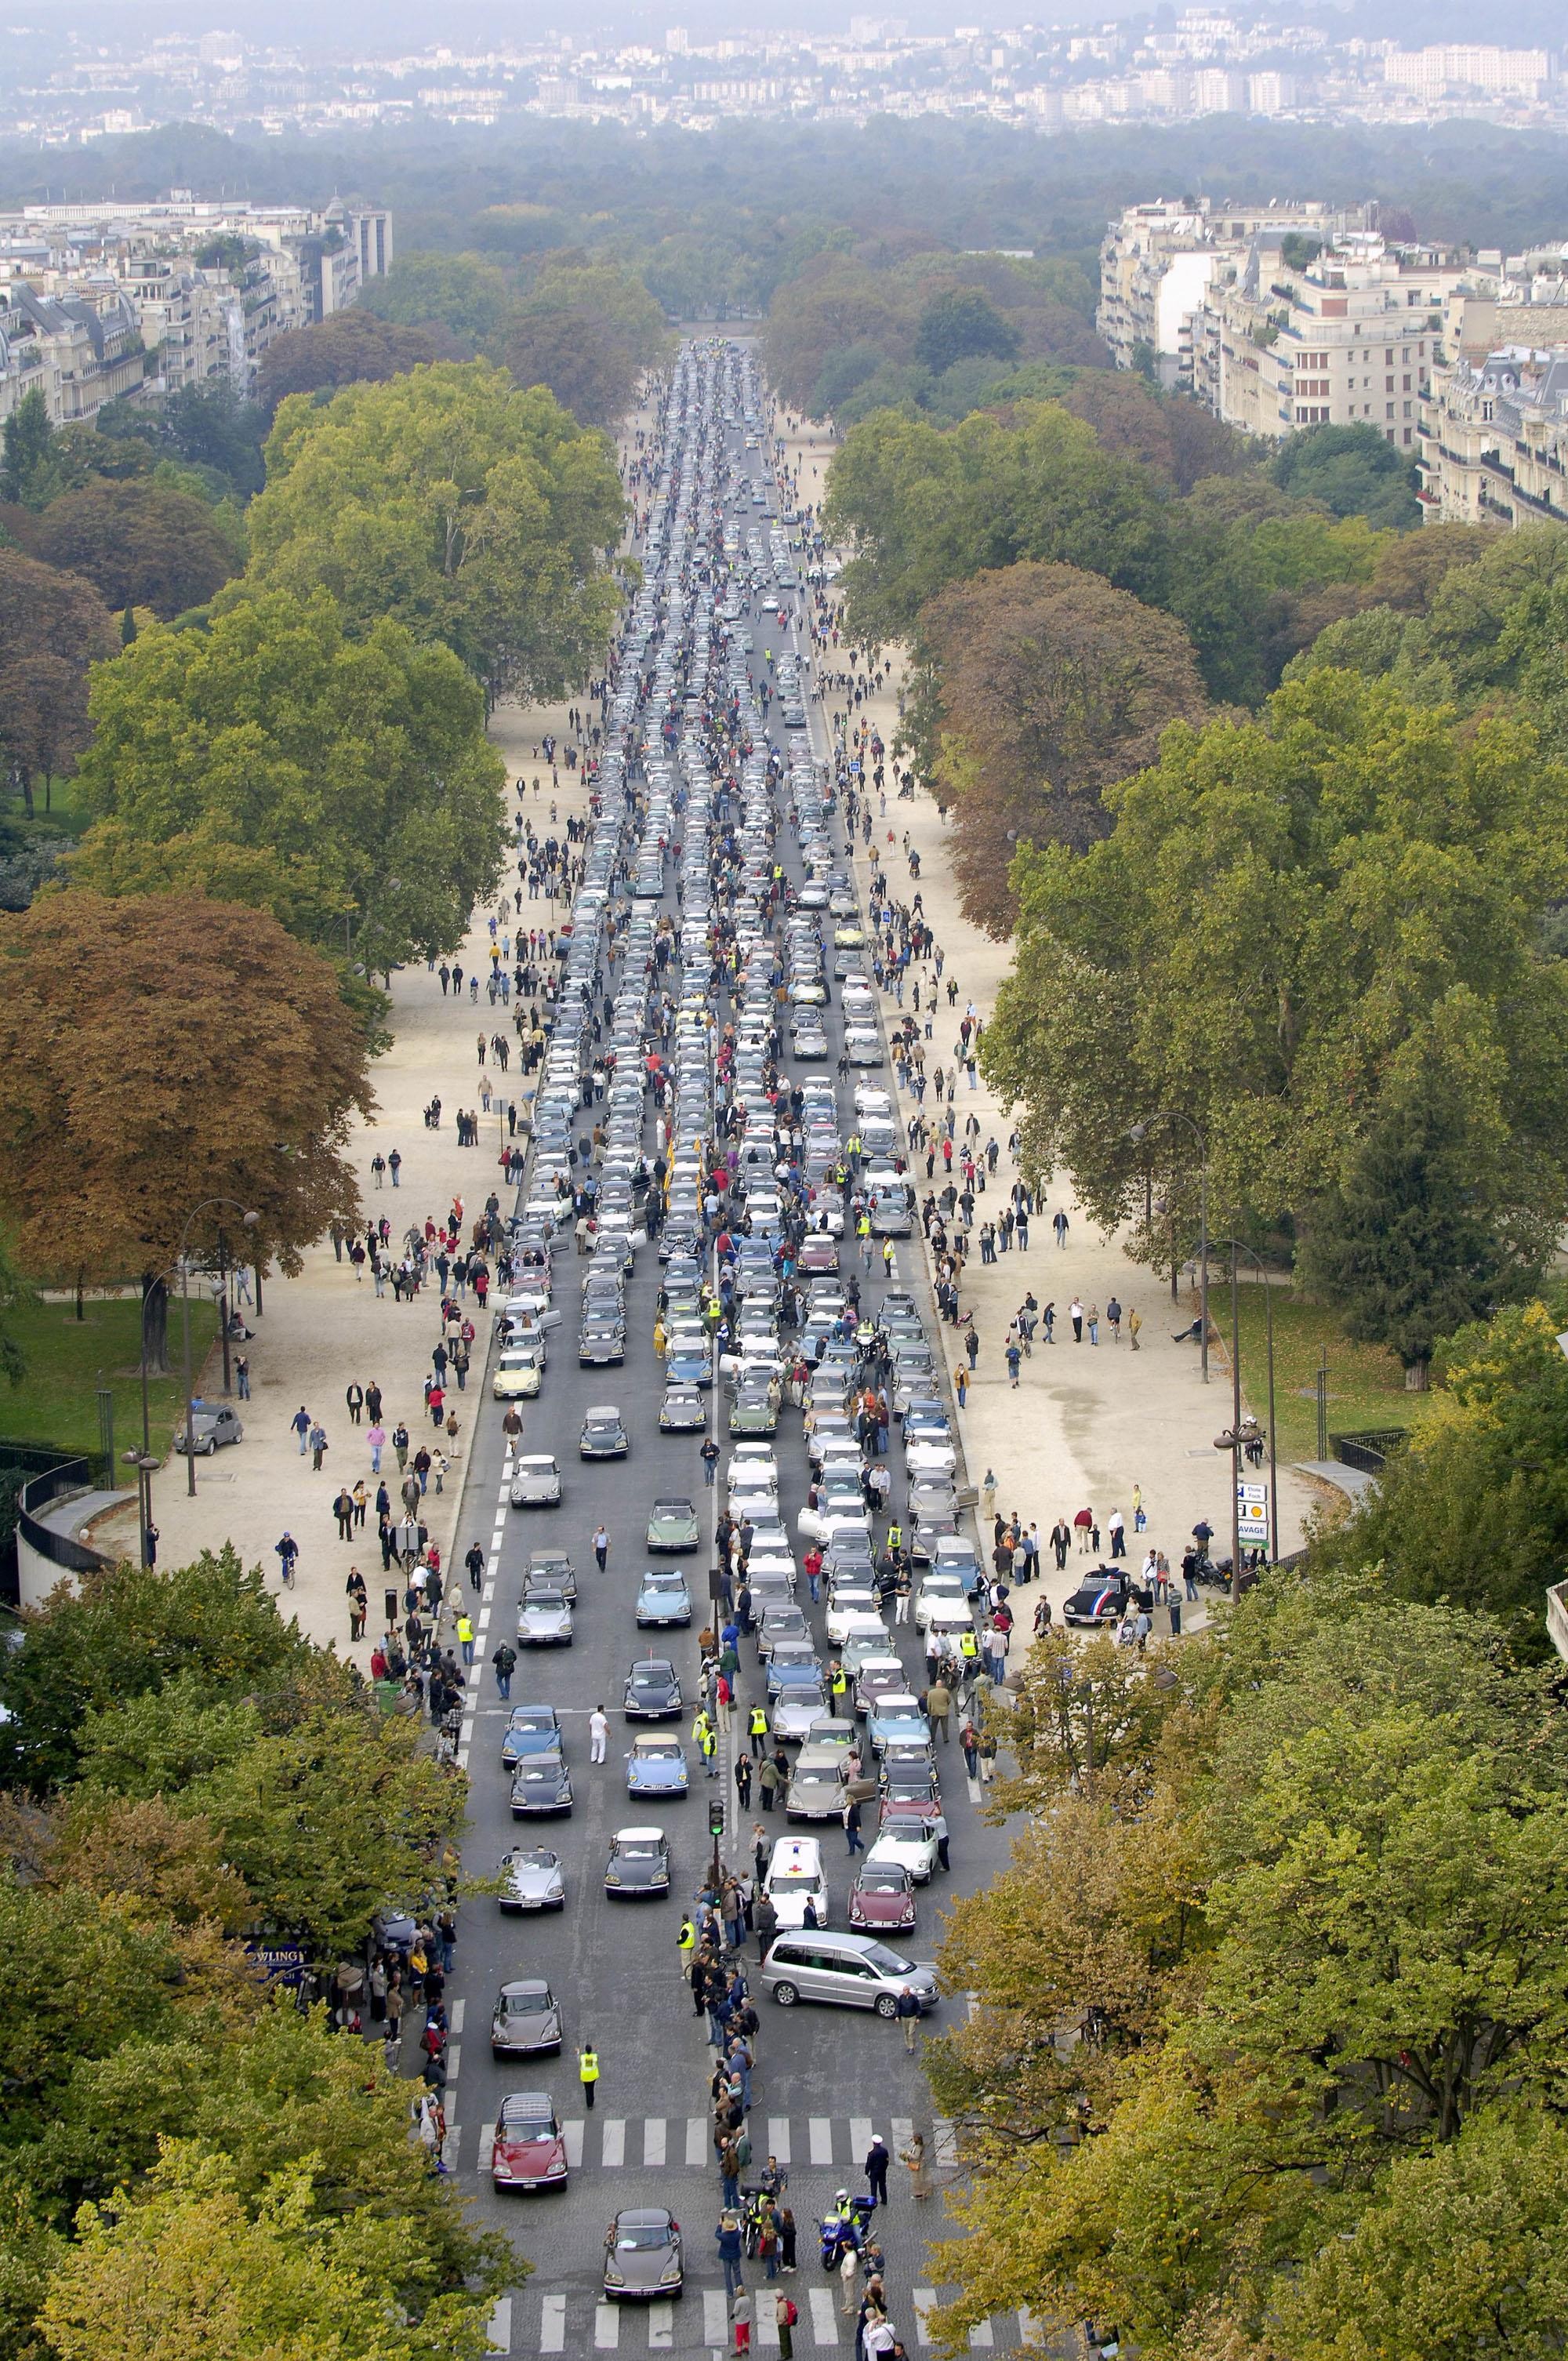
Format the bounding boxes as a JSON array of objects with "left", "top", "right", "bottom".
[
  {"left": 604, "top": 1824, "right": 672, "bottom": 1898},
  {"left": 509, "top": 1750, "right": 575, "bottom": 1816},
  {"left": 579, "top": 1404, "right": 630, "bottom": 1458},
  {"left": 1062, "top": 1567, "right": 1134, "bottom": 1628},
  {"left": 623, "top": 1657, "right": 683, "bottom": 1720},
  {"left": 579, "top": 1323, "right": 627, "bottom": 1368}
]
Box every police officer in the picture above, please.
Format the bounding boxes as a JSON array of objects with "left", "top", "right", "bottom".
[{"left": 579, "top": 2042, "right": 600, "bottom": 2110}]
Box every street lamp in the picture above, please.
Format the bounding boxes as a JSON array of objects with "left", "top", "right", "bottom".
[
  {"left": 1127, "top": 1111, "right": 1210, "bottom": 1382},
  {"left": 1210, "top": 1237, "right": 1280, "bottom": 1596},
  {"left": 172, "top": 1199, "right": 260, "bottom": 1498}
]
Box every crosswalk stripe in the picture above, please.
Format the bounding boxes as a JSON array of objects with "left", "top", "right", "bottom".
[
  {"left": 808, "top": 2287, "right": 839, "bottom": 2345},
  {"left": 1018, "top": 2306, "right": 1044, "bottom": 2347},
  {"left": 848, "top": 2116, "right": 873, "bottom": 2160},
  {"left": 564, "top": 2118, "right": 585, "bottom": 2167},
  {"left": 539, "top": 2294, "right": 566, "bottom": 2353},
  {"left": 768, "top": 2114, "right": 791, "bottom": 2165},
  {"left": 484, "top": 2297, "right": 510, "bottom": 2354},
  {"left": 476, "top": 2127, "right": 494, "bottom": 2172},
  {"left": 890, "top": 2116, "right": 913, "bottom": 2152},
  {"left": 647, "top": 2301, "right": 675, "bottom": 2348},
  {"left": 445, "top": 2042, "right": 462, "bottom": 2081},
  {"left": 757, "top": 2301, "right": 780, "bottom": 2350},
  {"left": 913, "top": 2289, "right": 936, "bottom": 2346},
  {"left": 934, "top": 2117, "right": 958, "bottom": 2170},
  {"left": 450, "top": 2000, "right": 465, "bottom": 2036},
  {"left": 643, "top": 2118, "right": 666, "bottom": 2168},
  {"left": 685, "top": 2116, "right": 707, "bottom": 2167},
  {"left": 702, "top": 2290, "right": 728, "bottom": 2342},
  {"left": 968, "top": 2320, "right": 996, "bottom": 2349},
  {"left": 593, "top": 2300, "right": 619, "bottom": 2348},
  {"left": 602, "top": 2118, "right": 626, "bottom": 2168},
  {"left": 808, "top": 2116, "right": 833, "bottom": 2164}
]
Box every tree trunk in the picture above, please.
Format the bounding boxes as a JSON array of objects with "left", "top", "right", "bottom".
[
  {"left": 140, "top": 1271, "right": 170, "bottom": 1375},
  {"left": 16, "top": 767, "right": 33, "bottom": 820},
  {"left": 74, "top": 1266, "right": 85, "bottom": 1320},
  {"left": 1405, "top": 1358, "right": 1430, "bottom": 1393}
]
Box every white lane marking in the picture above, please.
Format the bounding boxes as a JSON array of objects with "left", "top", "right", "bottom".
[
  {"left": 703, "top": 2290, "right": 728, "bottom": 2342},
  {"left": 451, "top": 2000, "right": 465, "bottom": 2036},
  {"left": 564, "top": 2117, "right": 585, "bottom": 2167},
  {"left": 1018, "top": 2307, "right": 1045, "bottom": 2347},
  {"left": 767, "top": 2114, "right": 791, "bottom": 2165},
  {"left": 601, "top": 2117, "right": 626, "bottom": 2167},
  {"left": 593, "top": 2302, "right": 619, "bottom": 2349},
  {"left": 808, "top": 2116, "right": 833, "bottom": 2164},
  {"left": 848, "top": 2116, "right": 873, "bottom": 2161},
  {"left": 643, "top": 2118, "right": 666, "bottom": 2168},
  {"left": 484, "top": 2297, "right": 510, "bottom": 2353},
  {"left": 647, "top": 2302, "right": 675, "bottom": 2348},
  {"left": 808, "top": 2287, "right": 839, "bottom": 2345},
  {"left": 890, "top": 2116, "right": 913, "bottom": 2151},
  {"left": 913, "top": 2290, "right": 936, "bottom": 2346},
  {"left": 444, "top": 2042, "right": 461, "bottom": 2081},
  {"left": 934, "top": 2119, "right": 958, "bottom": 2171},
  {"left": 757, "top": 2300, "right": 780, "bottom": 2348},
  {"left": 476, "top": 2127, "right": 494, "bottom": 2173},
  {"left": 969, "top": 2322, "right": 996, "bottom": 2349},
  {"left": 685, "top": 2116, "right": 708, "bottom": 2167},
  {"left": 539, "top": 2294, "right": 566, "bottom": 2353}
]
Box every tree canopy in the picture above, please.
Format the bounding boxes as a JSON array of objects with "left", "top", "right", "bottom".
[
  {"left": 503, "top": 259, "right": 673, "bottom": 428},
  {"left": 982, "top": 670, "right": 1568, "bottom": 1332},
  {"left": 911, "top": 560, "right": 1210, "bottom": 933},
  {"left": 66, "top": 587, "right": 505, "bottom": 969},
  {"left": 1271, "top": 417, "right": 1421, "bottom": 529},
  {"left": 254, "top": 310, "right": 440, "bottom": 418},
  {"left": 249, "top": 361, "right": 624, "bottom": 704},
  {"left": 33, "top": 478, "right": 239, "bottom": 619},
  {"left": 0, "top": 547, "right": 117, "bottom": 817},
  {"left": 0, "top": 892, "right": 373, "bottom": 1291},
  {"left": 927, "top": 1578, "right": 1568, "bottom": 2357}
]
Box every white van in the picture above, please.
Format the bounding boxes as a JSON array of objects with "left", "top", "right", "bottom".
[{"left": 764, "top": 1834, "right": 829, "bottom": 1931}]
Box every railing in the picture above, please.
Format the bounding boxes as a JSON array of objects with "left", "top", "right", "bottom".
[
  {"left": 16, "top": 1458, "right": 111, "bottom": 1578},
  {"left": 1329, "top": 1429, "right": 1409, "bottom": 1477}
]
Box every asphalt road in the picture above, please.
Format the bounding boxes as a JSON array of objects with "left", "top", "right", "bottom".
[{"left": 436, "top": 351, "right": 1038, "bottom": 2359}]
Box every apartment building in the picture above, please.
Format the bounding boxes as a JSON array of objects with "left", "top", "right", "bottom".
[
  {"left": 1098, "top": 195, "right": 1359, "bottom": 383},
  {"left": 0, "top": 280, "right": 143, "bottom": 423},
  {"left": 1419, "top": 345, "right": 1568, "bottom": 528},
  {"left": 1383, "top": 45, "right": 1552, "bottom": 100}
]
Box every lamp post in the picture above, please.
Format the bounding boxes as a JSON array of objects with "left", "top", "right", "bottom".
[
  {"left": 1127, "top": 1111, "right": 1210, "bottom": 1382},
  {"left": 1210, "top": 1237, "right": 1279, "bottom": 1594},
  {"left": 172, "top": 1199, "right": 260, "bottom": 1498}
]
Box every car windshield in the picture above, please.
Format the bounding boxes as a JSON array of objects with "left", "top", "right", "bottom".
[
  {"left": 526, "top": 1590, "right": 566, "bottom": 1608},
  {"left": 614, "top": 2222, "right": 672, "bottom": 2250},
  {"left": 637, "top": 1738, "right": 681, "bottom": 1755},
  {"left": 619, "top": 1837, "right": 659, "bottom": 1856},
  {"left": 644, "top": 1573, "right": 684, "bottom": 1589},
  {"left": 508, "top": 2112, "right": 554, "bottom": 2141},
  {"left": 861, "top": 1868, "right": 908, "bottom": 1891},
  {"left": 514, "top": 1851, "right": 557, "bottom": 1870},
  {"left": 862, "top": 1944, "right": 916, "bottom": 1975}
]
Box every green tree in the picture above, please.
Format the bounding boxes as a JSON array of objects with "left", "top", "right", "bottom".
[
  {"left": 34, "top": 479, "right": 238, "bottom": 619},
  {"left": 983, "top": 672, "right": 1568, "bottom": 1291},
  {"left": 67, "top": 587, "right": 505, "bottom": 965},
  {"left": 1270, "top": 420, "right": 1421, "bottom": 529},
  {"left": 0, "top": 388, "right": 60, "bottom": 509},
  {"left": 361, "top": 250, "right": 514, "bottom": 347},
  {"left": 249, "top": 362, "right": 623, "bottom": 705},
  {"left": 0, "top": 548, "right": 118, "bottom": 816},
  {"left": 913, "top": 286, "right": 1020, "bottom": 374},
  {"left": 504, "top": 260, "right": 673, "bottom": 429}
]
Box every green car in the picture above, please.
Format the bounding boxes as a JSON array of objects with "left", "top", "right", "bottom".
[
  {"left": 645, "top": 1496, "right": 701, "bottom": 1553},
  {"left": 729, "top": 1386, "right": 779, "bottom": 1437}
]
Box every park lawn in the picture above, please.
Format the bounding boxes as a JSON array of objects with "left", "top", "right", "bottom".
[
  {"left": 1226, "top": 1285, "right": 1413, "bottom": 1466},
  {"left": 2, "top": 1293, "right": 222, "bottom": 1462}
]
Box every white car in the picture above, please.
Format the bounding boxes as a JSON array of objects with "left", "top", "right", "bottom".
[
  {"left": 826, "top": 1599, "right": 886, "bottom": 1649},
  {"left": 516, "top": 1588, "right": 575, "bottom": 1646},
  {"left": 866, "top": 1824, "right": 938, "bottom": 1884},
  {"left": 913, "top": 1573, "right": 970, "bottom": 1632},
  {"left": 510, "top": 1453, "right": 563, "bottom": 1508},
  {"left": 905, "top": 1437, "right": 959, "bottom": 1483}
]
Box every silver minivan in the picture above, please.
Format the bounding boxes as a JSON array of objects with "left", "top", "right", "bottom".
[{"left": 760, "top": 1931, "right": 939, "bottom": 2018}]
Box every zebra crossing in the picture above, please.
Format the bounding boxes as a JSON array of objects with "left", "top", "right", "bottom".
[
  {"left": 461, "top": 2110, "right": 954, "bottom": 2174},
  {"left": 487, "top": 2285, "right": 1051, "bottom": 2351}
]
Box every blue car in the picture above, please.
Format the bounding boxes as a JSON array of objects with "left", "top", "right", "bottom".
[
  {"left": 868, "top": 1704, "right": 931, "bottom": 1756},
  {"left": 500, "top": 1704, "right": 564, "bottom": 1768},
  {"left": 666, "top": 1346, "right": 712, "bottom": 1390},
  {"left": 635, "top": 1568, "right": 693, "bottom": 1628},
  {"left": 767, "top": 1656, "right": 826, "bottom": 1707},
  {"left": 625, "top": 1733, "right": 690, "bottom": 1797}
]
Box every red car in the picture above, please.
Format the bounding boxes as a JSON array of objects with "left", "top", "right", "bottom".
[
  {"left": 492, "top": 2091, "right": 568, "bottom": 2192},
  {"left": 849, "top": 1858, "right": 917, "bottom": 1931}
]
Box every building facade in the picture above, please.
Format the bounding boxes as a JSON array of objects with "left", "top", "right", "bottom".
[
  {"left": 1418, "top": 344, "right": 1568, "bottom": 528},
  {"left": 1098, "top": 196, "right": 1361, "bottom": 383}
]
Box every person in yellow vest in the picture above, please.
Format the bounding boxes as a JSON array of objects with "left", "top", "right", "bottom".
[
  {"left": 579, "top": 2042, "right": 599, "bottom": 2110},
  {"left": 456, "top": 1612, "right": 474, "bottom": 1666},
  {"left": 829, "top": 1659, "right": 848, "bottom": 1705},
  {"left": 748, "top": 1702, "right": 769, "bottom": 1757},
  {"left": 885, "top": 1522, "right": 903, "bottom": 1556}
]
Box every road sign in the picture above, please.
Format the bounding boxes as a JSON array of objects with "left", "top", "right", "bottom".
[{"left": 1236, "top": 1481, "right": 1269, "bottom": 1551}]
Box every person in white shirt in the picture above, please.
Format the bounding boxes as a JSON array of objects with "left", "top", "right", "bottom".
[{"left": 589, "top": 1704, "right": 608, "bottom": 1763}]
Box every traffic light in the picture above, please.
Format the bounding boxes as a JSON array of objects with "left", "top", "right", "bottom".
[{"left": 708, "top": 1798, "right": 726, "bottom": 1840}]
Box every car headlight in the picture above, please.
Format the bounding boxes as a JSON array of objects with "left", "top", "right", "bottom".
[
  {"left": 606, "top": 1869, "right": 622, "bottom": 1885},
  {"left": 659, "top": 2255, "right": 682, "bottom": 2283},
  {"left": 604, "top": 2264, "right": 626, "bottom": 2287}
]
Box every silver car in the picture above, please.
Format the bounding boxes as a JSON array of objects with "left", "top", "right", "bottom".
[
  {"left": 510, "top": 1454, "right": 563, "bottom": 1509},
  {"left": 499, "top": 1847, "right": 565, "bottom": 1912},
  {"left": 490, "top": 1977, "right": 562, "bottom": 2055},
  {"left": 517, "top": 1586, "right": 574, "bottom": 1647}
]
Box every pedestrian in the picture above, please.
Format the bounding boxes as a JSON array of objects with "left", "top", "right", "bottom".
[
  {"left": 492, "top": 1641, "right": 515, "bottom": 1699},
  {"left": 1127, "top": 1306, "right": 1142, "bottom": 1350},
  {"left": 579, "top": 2041, "right": 599, "bottom": 2111},
  {"left": 235, "top": 1352, "right": 250, "bottom": 1400},
  {"left": 899, "top": 2127, "right": 931, "bottom": 2196},
  {"left": 925, "top": 1677, "right": 952, "bottom": 1742},
  {"left": 895, "top": 1986, "right": 922, "bottom": 2055},
  {"left": 735, "top": 1751, "right": 753, "bottom": 1810},
  {"left": 291, "top": 1404, "right": 310, "bottom": 1455},
  {"left": 590, "top": 1703, "right": 608, "bottom": 1764},
  {"left": 274, "top": 1531, "right": 298, "bottom": 1589},
  {"left": 775, "top": 2290, "right": 798, "bottom": 2359},
  {"left": 865, "top": 2134, "right": 890, "bottom": 2207},
  {"left": 456, "top": 1612, "right": 474, "bottom": 1667},
  {"left": 346, "top": 1381, "right": 364, "bottom": 1425},
  {"left": 843, "top": 1794, "right": 864, "bottom": 1855},
  {"left": 716, "top": 2212, "right": 745, "bottom": 2304},
  {"left": 309, "top": 1421, "right": 328, "bottom": 1471},
  {"left": 593, "top": 1524, "right": 609, "bottom": 1572},
  {"left": 753, "top": 1891, "right": 777, "bottom": 1961},
  {"left": 346, "top": 1567, "right": 367, "bottom": 1640},
  {"left": 733, "top": 2287, "right": 753, "bottom": 2356},
  {"left": 964, "top": 1323, "right": 978, "bottom": 1371},
  {"left": 334, "top": 1486, "right": 354, "bottom": 1541}
]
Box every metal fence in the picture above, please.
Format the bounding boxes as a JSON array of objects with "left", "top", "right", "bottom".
[{"left": 1329, "top": 1428, "right": 1410, "bottom": 1476}]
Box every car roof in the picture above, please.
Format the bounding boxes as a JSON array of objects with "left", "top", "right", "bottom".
[
  {"left": 583, "top": 1403, "right": 622, "bottom": 1418},
  {"left": 499, "top": 1978, "right": 551, "bottom": 1998},
  {"left": 615, "top": 1824, "right": 666, "bottom": 1840}
]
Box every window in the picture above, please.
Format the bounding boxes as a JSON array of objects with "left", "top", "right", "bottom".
[
  {"left": 1403, "top": 428, "right": 1413, "bottom": 445},
  {"left": 1385, "top": 375, "right": 1395, "bottom": 392},
  {"left": 1385, "top": 347, "right": 1394, "bottom": 363},
  {"left": 1403, "top": 401, "right": 1412, "bottom": 419},
  {"left": 1386, "top": 402, "right": 1396, "bottom": 420}
]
